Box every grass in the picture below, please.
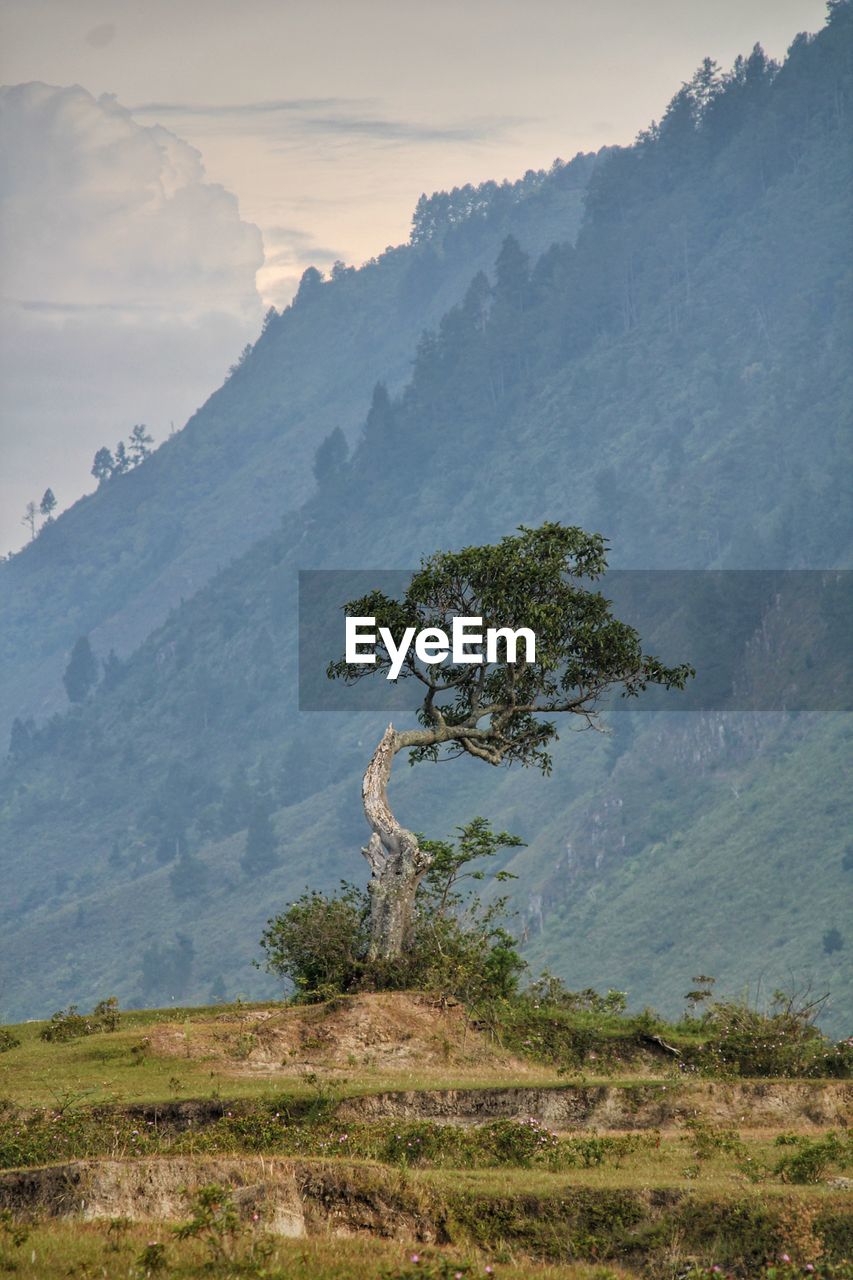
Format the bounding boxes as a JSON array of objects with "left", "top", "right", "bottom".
[
  {"left": 0, "top": 1006, "right": 577, "bottom": 1108},
  {"left": 0, "top": 1221, "right": 635, "bottom": 1279},
  {"left": 1, "top": 999, "right": 850, "bottom": 1276},
  {"left": 3, "top": 1001, "right": 847, "bottom": 1111}
]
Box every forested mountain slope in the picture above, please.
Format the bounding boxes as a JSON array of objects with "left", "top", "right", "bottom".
[
  {"left": 1, "top": 7, "right": 851, "bottom": 1031},
  {"left": 0, "top": 154, "right": 595, "bottom": 740}
]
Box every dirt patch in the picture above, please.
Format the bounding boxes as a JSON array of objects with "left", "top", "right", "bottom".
[
  {"left": 0, "top": 1157, "right": 442, "bottom": 1243},
  {"left": 336, "top": 1080, "right": 853, "bottom": 1131},
  {"left": 3, "top": 1157, "right": 852, "bottom": 1275},
  {"left": 148, "top": 992, "right": 529, "bottom": 1076}
]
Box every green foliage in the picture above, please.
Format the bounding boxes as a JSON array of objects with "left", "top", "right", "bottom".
[
  {"left": 680, "top": 1115, "right": 746, "bottom": 1160},
  {"left": 39, "top": 996, "right": 120, "bottom": 1043},
  {"left": 684, "top": 992, "right": 853, "bottom": 1078},
  {"left": 0, "top": 1028, "right": 20, "bottom": 1053},
  {"left": 62, "top": 634, "right": 98, "bottom": 703},
  {"left": 773, "top": 1131, "right": 851, "bottom": 1184},
  {"left": 135, "top": 1240, "right": 168, "bottom": 1273},
  {"left": 174, "top": 1182, "right": 274, "bottom": 1270},
  {"left": 260, "top": 819, "right": 525, "bottom": 1004},
  {"left": 174, "top": 1183, "right": 241, "bottom": 1264},
  {"left": 259, "top": 884, "right": 367, "bottom": 1000},
  {"left": 329, "top": 524, "right": 693, "bottom": 772}
]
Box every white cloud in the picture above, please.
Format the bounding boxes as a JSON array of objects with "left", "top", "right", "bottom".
[
  {"left": 1, "top": 81, "right": 264, "bottom": 319},
  {"left": 0, "top": 83, "right": 265, "bottom": 554}
]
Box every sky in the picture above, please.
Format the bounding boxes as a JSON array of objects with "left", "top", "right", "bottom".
[{"left": 0, "top": 0, "right": 829, "bottom": 555}]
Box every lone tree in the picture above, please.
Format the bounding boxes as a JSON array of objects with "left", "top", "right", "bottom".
[
  {"left": 39, "top": 488, "right": 57, "bottom": 522},
  {"left": 91, "top": 447, "right": 115, "bottom": 485},
  {"left": 21, "top": 500, "right": 38, "bottom": 541},
  {"left": 328, "top": 523, "right": 693, "bottom": 963},
  {"left": 128, "top": 423, "right": 154, "bottom": 465},
  {"left": 63, "top": 634, "right": 99, "bottom": 703}
]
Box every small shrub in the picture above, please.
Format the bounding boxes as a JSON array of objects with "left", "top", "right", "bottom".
[
  {"left": 681, "top": 1115, "right": 745, "bottom": 1160},
  {"left": 0, "top": 1030, "right": 19, "bottom": 1054},
  {"left": 135, "top": 1240, "right": 167, "bottom": 1274},
  {"left": 40, "top": 996, "right": 121, "bottom": 1043},
  {"left": 773, "top": 1132, "right": 851, "bottom": 1184},
  {"left": 485, "top": 1117, "right": 561, "bottom": 1167},
  {"left": 174, "top": 1183, "right": 272, "bottom": 1268}
]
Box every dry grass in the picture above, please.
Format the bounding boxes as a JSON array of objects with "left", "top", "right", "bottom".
[
  {"left": 0, "top": 1220, "right": 634, "bottom": 1279},
  {"left": 0, "top": 997, "right": 566, "bottom": 1108}
]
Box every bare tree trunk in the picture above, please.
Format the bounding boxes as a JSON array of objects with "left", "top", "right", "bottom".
[{"left": 361, "top": 724, "right": 432, "bottom": 961}]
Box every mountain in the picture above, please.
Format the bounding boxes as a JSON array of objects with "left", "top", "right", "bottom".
[
  {"left": 1, "top": 6, "right": 851, "bottom": 1033},
  {"left": 0, "top": 153, "right": 597, "bottom": 740}
]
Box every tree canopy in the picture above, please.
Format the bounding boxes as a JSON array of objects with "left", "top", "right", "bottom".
[{"left": 329, "top": 523, "right": 694, "bottom": 773}]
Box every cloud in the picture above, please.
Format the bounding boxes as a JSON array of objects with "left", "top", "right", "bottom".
[
  {"left": 0, "top": 82, "right": 264, "bottom": 322},
  {"left": 0, "top": 82, "right": 265, "bottom": 554},
  {"left": 263, "top": 225, "right": 341, "bottom": 265},
  {"left": 295, "top": 115, "right": 509, "bottom": 145},
  {"left": 130, "top": 96, "right": 513, "bottom": 146},
  {"left": 131, "top": 97, "right": 355, "bottom": 117}
]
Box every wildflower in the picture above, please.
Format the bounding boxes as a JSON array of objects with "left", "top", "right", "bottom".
[
  {"left": 411, "top": 1255, "right": 420, "bottom": 1264},
  {"left": 781, "top": 1255, "right": 791, "bottom": 1264}
]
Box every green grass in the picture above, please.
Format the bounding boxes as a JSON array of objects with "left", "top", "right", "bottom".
[{"left": 0, "top": 1222, "right": 633, "bottom": 1280}]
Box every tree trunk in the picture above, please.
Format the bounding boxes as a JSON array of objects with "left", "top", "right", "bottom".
[{"left": 361, "top": 724, "right": 432, "bottom": 961}]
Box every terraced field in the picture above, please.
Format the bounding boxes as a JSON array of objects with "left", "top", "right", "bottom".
[{"left": 0, "top": 996, "right": 850, "bottom": 1278}]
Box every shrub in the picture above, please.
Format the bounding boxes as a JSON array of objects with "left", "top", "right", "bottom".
[
  {"left": 259, "top": 883, "right": 367, "bottom": 1000},
  {"left": 774, "top": 1131, "right": 851, "bottom": 1184},
  {"left": 680, "top": 1115, "right": 746, "bottom": 1160},
  {"left": 0, "top": 1029, "right": 19, "bottom": 1053},
  {"left": 260, "top": 818, "right": 525, "bottom": 1005},
  {"left": 174, "top": 1183, "right": 272, "bottom": 1268},
  {"left": 687, "top": 992, "right": 853, "bottom": 1078},
  {"left": 40, "top": 996, "right": 121, "bottom": 1042}
]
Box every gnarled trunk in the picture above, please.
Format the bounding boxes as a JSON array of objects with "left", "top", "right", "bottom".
[{"left": 361, "top": 724, "right": 432, "bottom": 961}]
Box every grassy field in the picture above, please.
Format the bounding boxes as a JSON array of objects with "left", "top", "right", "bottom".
[
  {"left": 0, "top": 1002, "right": 573, "bottom": 1108},
  {"left": 0, "top": 997, "right": 850, "bottom": 1278},
  {"left": 0, "top": 1224, "right": 638, "bottom": 1280}
]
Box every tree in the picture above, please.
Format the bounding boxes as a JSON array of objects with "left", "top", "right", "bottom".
[
  {"left": 91, "top": 447, "right": 114, "bottom": 484},
  {"left": 128, "top": 424, "right": 153, "bottom": 465},
  {"left": 241, "top": 801, "right": 280, "bottom": 876},
  {"left": 39, "top": 488, "right": 57, "bottom": 522},
  {"left": 294, "top": 266, "right": 323, "bottom": 304},
  {"left": 260, "top": 818, "right": 523, "bottom": 1002},
  {"left": 312, "top": 427, "right": 349, "bottom": 490},
  {"left": 9, "top": 717, "right": 35, "bottom": 760},
  {"left": 101, "top": 649, "right": 124, "bottom": 691},
  {"left": 328, "top": 523, "right": 693, "bottom": 962},
  {"left": 63, "top": 635, "right": 98, "bottom": 703},
  {"left": 113, "top": 441, "right": 130, "bottom": 475},
  {"left": 21, "top": 501, "right": 38, "bottom": 541},
  {"left": 823, "top": 928, "right": 844, "bottom": 955}
]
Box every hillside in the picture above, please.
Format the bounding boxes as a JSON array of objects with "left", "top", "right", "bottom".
[
  {"left": 0, "top": 153, "right": 596, "bottom": 740},
  {"left": 0, "top": 994, "right": 850, "bottom": 1277},
  {"left": 1, "top": 7, "right": 851, "bottom": 1030}
]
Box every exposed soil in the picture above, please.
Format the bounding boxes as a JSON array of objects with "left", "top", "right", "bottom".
[
  {"left": 336, "top": 1079, "right": 853, "bottom": 1131},
  {"left": 3, "top": 1155, "right": 852, "bottom": 1276},
  {"left": 148, "top": 992, "right": 531, "bottom": 1076},
  {"left": 0, "top": 1157, "right": 442, "bottom": 1243}
]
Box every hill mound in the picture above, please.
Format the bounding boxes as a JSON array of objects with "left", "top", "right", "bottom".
[{"left": 148, "top": 992, "right": 530, "bottom": 1076}]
